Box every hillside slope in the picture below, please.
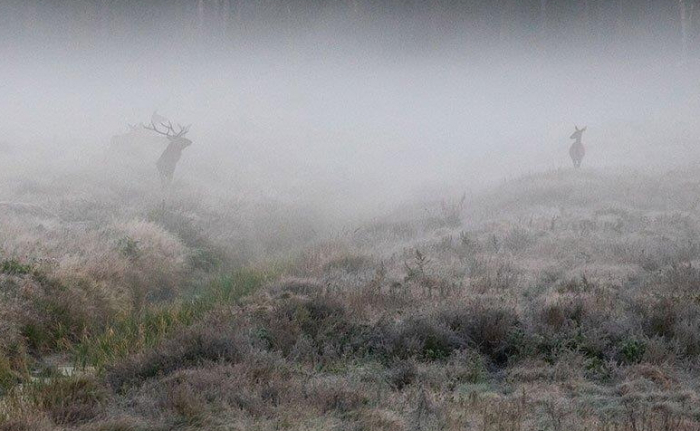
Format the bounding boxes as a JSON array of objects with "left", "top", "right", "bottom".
[{"left": 3, "top": 167, "right": 700, "bottom": 430}]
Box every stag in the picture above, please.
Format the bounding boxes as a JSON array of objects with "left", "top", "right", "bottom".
[
  {"left": 144, "top": 122, "right": 192, "bottom": 186},
  {"left": 569, "top": 125, "right": 586, "bottom": 168}
]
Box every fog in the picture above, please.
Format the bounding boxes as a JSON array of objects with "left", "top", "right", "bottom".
[{"left": 2, "top": 1, "right": 700, "bottom": 222}]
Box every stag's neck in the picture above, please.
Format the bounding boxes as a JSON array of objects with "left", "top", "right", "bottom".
[
  {"left": 165, "top": 141, "right": 186, "bottom": 153},
  {"left": 573, "top": 137, "right": 583, "bottom": 145}
]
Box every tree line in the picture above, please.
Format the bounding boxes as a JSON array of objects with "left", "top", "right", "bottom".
[{"left": 2, "top": 1, "right": 697, "bottom": 59}]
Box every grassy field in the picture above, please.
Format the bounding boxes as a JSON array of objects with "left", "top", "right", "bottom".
[{"left": 2, "top": 165, "right": 700, "bottom": 430}]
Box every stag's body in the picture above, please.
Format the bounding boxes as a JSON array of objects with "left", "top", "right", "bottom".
[
  {"left": 145, "top": 122, "right": 192, "bottom": 187},
  {"left": 156, "top": 139, "right": 191, "bottom": 185},
  {"left": 569, "top": 126, "right": 586, "bottom": 168}
]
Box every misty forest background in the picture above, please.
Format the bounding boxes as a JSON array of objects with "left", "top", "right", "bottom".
[
  {"left": 2, "top": 1, "right": 699, "bottom": 56},
  {"left": 3, "top": 0, "right": 700, "bottom": 228}
]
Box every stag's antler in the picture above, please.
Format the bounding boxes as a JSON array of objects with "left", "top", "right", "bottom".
[{"left": 144, "top": 121, "right": 189, "bottom": 138}]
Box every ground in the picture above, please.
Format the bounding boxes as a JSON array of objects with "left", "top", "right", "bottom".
[{"left": 2, "top": 165, "right": 700, "bottom": 430}]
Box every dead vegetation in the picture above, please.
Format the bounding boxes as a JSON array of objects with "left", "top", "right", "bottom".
[{"left": 3, "top": 167, "right": 700, "bottom": 429}]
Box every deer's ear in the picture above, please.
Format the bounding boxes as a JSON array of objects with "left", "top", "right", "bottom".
[
  {"left": 574, "top": 125, "right": 579, "bottom": 131},
  {"left": 582, "top": 126, "right": 587, "bottom": 131}
]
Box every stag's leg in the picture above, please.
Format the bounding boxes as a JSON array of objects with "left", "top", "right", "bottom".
[{"left": 160, "top": 173, "right": 173, "bottom": 189}]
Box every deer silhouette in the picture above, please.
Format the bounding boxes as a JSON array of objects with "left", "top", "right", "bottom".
[
  {"left": 144, "top": 122, "right": 192, "bottom": 187},
  {"left": 569, "top": 125, "right": 586, "bottom": 168}
]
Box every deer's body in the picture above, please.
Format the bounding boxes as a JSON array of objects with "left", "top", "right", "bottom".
[
  {"left": 569, "top": 126, "right": 586, "bottom": 168},
  {"left": 156, "top": 138, "right": 191, "bottom": 185},
  {"left": 144, "top": 121, "right": 192, "bottom": 187},
  {"left": 569, "top": 140, "right": 585, "bottom": 168}
]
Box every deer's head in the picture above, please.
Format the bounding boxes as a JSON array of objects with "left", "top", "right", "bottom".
[
  {"left": 570, "top": 125, "right": 587, "bottom": 140},
  {"left": 145, "top": 121, "right": 192, "bottom": 149}
]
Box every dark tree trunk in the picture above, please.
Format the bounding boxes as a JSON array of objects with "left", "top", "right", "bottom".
[
  {"left": 197, "top": 0, "right": 206, "bottom": 34},
  {"left": 99, "top": 0, "right": 110, "bottom": 38},
  {"left": 221, "top": 0, "right": 231, "bottom": 35},
  {"left": 680, "top": 0, "right": 690, "bottom": 62},
  {"left": 540, "top": 0, "right": 547, "bottom": 40}
]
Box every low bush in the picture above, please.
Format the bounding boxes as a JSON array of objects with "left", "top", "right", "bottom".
[
  {"left": 435, "top": 303, "right": 521, "bottom": 364},
  {"left": 0, "top": 418, "right": 54, "bottom": 431},
  {"left": 267, "top": 277, "right": 324, "bottom": 297},
  {"left": 74, "top": 268, "right": 272, "bottom": 370},
  {"left": 32, "top": 376, "right": 108, "bottom": 426},
  {"left": 263, "top": 296, "right": 367, "bottom": 362},
  {"left": 106, "top": 324, "right": 244, "bottom": 392},
  {"left": 322, "top": 254, "right": 373, "bottom": 273},
  {"left": 0, "top": 260, "right": 32, "bottom": 276},
  {"left": 617, "top": 338, "right": 647, "bottom": 364},
  {"left": 307, "top": 379, "right": 369, "bottom": 414},
  {"left": 376, "top": 316, "right": 462, "bottom": 361},
  {"left": 635, "top": 296, "right": 700, "bottom": 358},
  {"left": 385, "top": 361, "right": 417, "bottom": 390}
]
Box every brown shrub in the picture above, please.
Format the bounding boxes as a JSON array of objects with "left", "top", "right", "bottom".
[
  {"left": 523, "top": 295, "right": 634, "bottom": 364},
  {"left": 322, "top": 253, "right": 374, "bottom": 274},
  {"left": 78, "top": 416, "right": 162, "bottom": 431},
  {"left": 658, "top": 262, "right": 700, "bottom": 295},
  {"left": 110, "top": 220, "right": 189, "bottom": 308},
  {"left": 0, "top": 270, "right": 116, "bottom": 356},
  {"left": 0, "top": 216, "right": 189, "bottom": 315},
  {"left": 0, "top": 418, "right": 54, "bottom": 431},
  {"left": 262, "top": 296, "right": 367, "bottom": 362},
  {"left": 106, "top": 324, "right": 244, "bottom": 392},
  {"left": 307, "top": 378, "right": 369, "bottom": 414},
  {"left": 34, "top": 376, "right": 108, "bottom": 426},
  {"left": 435, "top": 303, "right": 521, "bottom": 364},
  {"left": 120, "top": 354, "right": 293, "bottom": 426},
  {"left": 385, "top": 361, "right": 417, "bottom": 390},
  {"left": 636, "top": 296, "right": 700, "bottom": 358},
  {"left": 157, "top": 368, "right": 266, "bottom": 420},
  {"left": 267, "top": 277, "right": 324, "bottom": 298},
  {"left": 375, "top": 316, "right": 462, "bottom": 361}
]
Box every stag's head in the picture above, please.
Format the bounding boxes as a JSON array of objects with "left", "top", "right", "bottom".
[
  {"left": 570, "top": 125, "right": 587, "bottom": 140},
  {"left": 145, "top": 121, "right": 192, "bottom": 149}
]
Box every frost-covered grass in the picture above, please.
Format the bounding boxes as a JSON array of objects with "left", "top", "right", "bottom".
[{"left": 4, "top": 166, "right": 700, "bottom": 430}]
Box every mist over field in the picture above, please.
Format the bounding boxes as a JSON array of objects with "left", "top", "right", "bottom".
[
  {"left": 3, "top": 2, "right": 700, "bottom": 431},
  {"left": 2, "top": 1, "right": 699, "bottom": 220}
]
